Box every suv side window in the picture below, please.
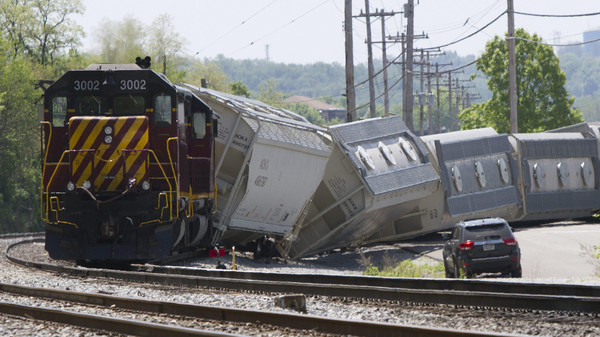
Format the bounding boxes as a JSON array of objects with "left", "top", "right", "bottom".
[{"left": 451, "top": 226, "right": 461, "bottom": 240}]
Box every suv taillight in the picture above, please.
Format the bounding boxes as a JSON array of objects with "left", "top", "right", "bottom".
[
  {"left": 503, "top": 237, "right": 518, "bottom": 246},
  {"left": 459, "top": 241, "right": 474, "bottom": 251}
]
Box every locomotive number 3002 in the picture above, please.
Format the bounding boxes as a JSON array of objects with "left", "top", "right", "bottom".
[
  {"left": 73, "top": 80, "right": 100, "bottom": 91},
  {"left": 120, "top": 79, "right": 146, "bottom": 90}
]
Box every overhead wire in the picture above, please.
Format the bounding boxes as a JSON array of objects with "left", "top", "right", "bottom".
[
  {"left": 230, "top": 0, "right": 330, "bottom": 56},
  {"left": 423, "top": 10, "right": 507, "bottom": 50},
  {"left": 514, "top": 10, "right": 600, "bottom": 18},
  {"left": 195, "top": 0, "right": 279, "bottom": 55},
  {"left": 510, "top": 36, "right": 600, "bottom": 47}
]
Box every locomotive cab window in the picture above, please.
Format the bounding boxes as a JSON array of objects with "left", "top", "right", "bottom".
[
  {"left": 154, "top": 94, "right": 172, "bottom": 127},
  {"left": 114, "top": 95, "right": 145, "bottom": 116},
  {"left": 75, "top": 96, "right": 107, "bottom": 116},
  {"left": 192, "top": 112, "right": 206, "bottom": 139},
  {"left": 51, "top": 97, "right": 67, "bottom": 127}
]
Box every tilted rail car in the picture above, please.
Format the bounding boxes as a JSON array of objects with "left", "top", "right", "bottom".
[{"left": 41, "top": 61, "right": 600, "bottom": 263}]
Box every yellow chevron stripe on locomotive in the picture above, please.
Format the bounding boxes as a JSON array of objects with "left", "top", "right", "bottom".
[{"left": 68, "top": 116, "right": 149, "bottom": 191}]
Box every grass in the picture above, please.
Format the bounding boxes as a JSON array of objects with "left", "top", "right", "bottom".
[{"left": 358, "top": 251, "right": 445, "bottom": 278}]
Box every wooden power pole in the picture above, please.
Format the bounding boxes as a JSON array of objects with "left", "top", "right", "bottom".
[
  {"left": 364, "top": 0, "right": 377, "bottom": 118},
  {"left": 404, "top": 0, "right": 414, "bottom": 131},
  {"left": 345, "top": 0, "right": 357, "bottom": 122},
  {"left": 507, "top": 0, "right": 518, "bottom": 133}
]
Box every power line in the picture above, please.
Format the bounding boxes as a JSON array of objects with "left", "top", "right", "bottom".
[
  {"left": 509, "top": 36, "right": 600, "bottom": 47},
  {"left": 423, "top": 10, "right": 507, "bottom": 50},
  {"left": 195, "top": 0, "right": 279, "bottom": 55},
  {"left": 231, "top": 0, "right": 330, "bottom": 56},
  {"left": 514, "top": 10, "right": 600, "bottom": 18}
]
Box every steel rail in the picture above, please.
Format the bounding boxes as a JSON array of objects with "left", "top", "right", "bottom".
[
  {"left": 0, "top": 282, "right": 518, "bottom": 337},
  {"left": 6, "top": 239, "right": 600, "bottom": 314},
  {"left": 145, "top": 264, "right": 600, "bottom": 298},
  {"left": 0, "top": 300, "right": 240, "bottom": 337}
]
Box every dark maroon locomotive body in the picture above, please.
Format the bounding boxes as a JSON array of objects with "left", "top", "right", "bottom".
[{"left": 40, "top": 62, "right": 217, "bottom": 262}]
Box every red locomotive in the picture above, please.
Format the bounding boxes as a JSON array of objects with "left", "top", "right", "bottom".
[{"left": 40, "top": 58, "right": 218, "bottom": 262}]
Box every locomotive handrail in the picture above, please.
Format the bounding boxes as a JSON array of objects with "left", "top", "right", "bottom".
[
  {"left": 43, "top": 150, "right": 77, "bottom": 228},
  {"left": 144, "top": 149, "right": 174, "bottom": 225},
  {"left": 166, "top": 137, "right": 179, "bottom": 220},
  {"left": 39, "top": 121, "right": 52, "bottom": 223}
]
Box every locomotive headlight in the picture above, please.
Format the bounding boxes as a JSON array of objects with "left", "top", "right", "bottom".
[
  {"left": 83, "top": 180, "right": 92, "bottom": 189},
  {"left": 66, "top": 181, "right": 75, "bottom": 192},
  {"left": 104, "top": 126, "right": 113, "bottom": 134},
  {"left": 141, "top": 181, "right": 151, "bottom": 191},
  {"left": 104, "top": 135, "right": 112, "bottom": 144}
]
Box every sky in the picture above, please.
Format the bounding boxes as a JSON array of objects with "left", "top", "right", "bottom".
[{"left": 76, "top": 0, "right": 600, "bottom": 65}]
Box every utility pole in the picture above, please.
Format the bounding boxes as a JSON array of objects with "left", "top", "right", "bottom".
[
  {"left": 361, "top": 9, "right": 400, "bottom": 117},
  {"left": 455, "top": 79, "right": 460, "bottom": 128},
  {"left": 404, "top": 0, "right": 414, "bottom": 131},
  {"left": 344, "top": 0, "right": 356, "bottom": 122},
  {"left": 507, "top": 0, "right": 518, "bottom": 133},
  {"left": 426, "top": 52, "right": 432, "bottom": 135},
  {"left": 265, "top": 44, "right": 270, "bottom": 61},
  {"left": 380, "top": 10, "right": 390, "bottom": 116},
  {"left": 419, "top": 49, "right": 424, "bottom": 136},
  {"left": 448, "top": 71, "right": 452, "bottom": 131},
  {"left": 435, "top": 63, "right": 441, "bottom": 133},
  {"left": 364, "top": 0, "right": 377, "bottom": 118}
]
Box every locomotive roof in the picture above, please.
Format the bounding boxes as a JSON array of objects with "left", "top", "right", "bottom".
[{"left": 85, "top": 63, "right": 143, "bottom": 70}]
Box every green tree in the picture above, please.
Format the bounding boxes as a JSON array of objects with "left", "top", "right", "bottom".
[
  {"left": 229, "top": 81, "right": 250, "bottom": 98},
  {"left": 94, "top": 15, "right": 145, "bottom": 64},
  {"left": 147, "top": 13, "right": 185, "bottom": 77},
  {"left": 0, "top": 40, "right": 42, "bottom": 232},
  {"left": 30, "top": 0, "right": 84, "bottom": 65},
  {"left": 0, "top": 0, "right": 84, "bottom": 65},
  {"left": 257, "top": 79, "right": 284, "bottom": 105},
  {"left": 459, "top": 29, "right": 583, "bottom": 133}
]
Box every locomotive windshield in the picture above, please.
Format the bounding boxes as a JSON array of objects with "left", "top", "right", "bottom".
[
  {"left": 75, "top": 95, "right": 107, "bottom": 116},
  {"left": 113, "top": 95, "right": 145, "bottom": 115},
  {"left": 45, "top": 68, "right": 177, "bottom": 127}
]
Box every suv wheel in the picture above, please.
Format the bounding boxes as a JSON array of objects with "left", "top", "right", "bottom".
[
  {"left": 510, "top": 264, "right": 522, "bottom": 278},
  {"left": 444, "top": 262, "right": 455, "bottom": 278},
  {"left": 453, "top": 258, "right": 460, "bottom": 278}
]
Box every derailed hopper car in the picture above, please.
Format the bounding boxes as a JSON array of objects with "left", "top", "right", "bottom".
[
  {"left": 182, "top": 85, "right": 332, "bottom": 255},
  {"left": 288, "top": 117, "right": 442, "bottom": 258}
]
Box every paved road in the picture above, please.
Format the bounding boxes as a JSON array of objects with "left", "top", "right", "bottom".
[
  {"left": 398, "top": 220, "right": 600, "bottom": 282},
  {"left": 513, "top": 221, "right": 600, "bottom": 281}
]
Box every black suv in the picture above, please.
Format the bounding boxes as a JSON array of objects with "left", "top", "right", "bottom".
[{"left": 442, "top": 218, "right": 521, "bottom": 278}]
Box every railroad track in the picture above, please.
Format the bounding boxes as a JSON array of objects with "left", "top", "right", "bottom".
[
  {"left": 0, "top": 281, "right": 514, "bottom": 337},
  {"left": 6, "top": 238, "right": 600, "bottom": 315}
]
